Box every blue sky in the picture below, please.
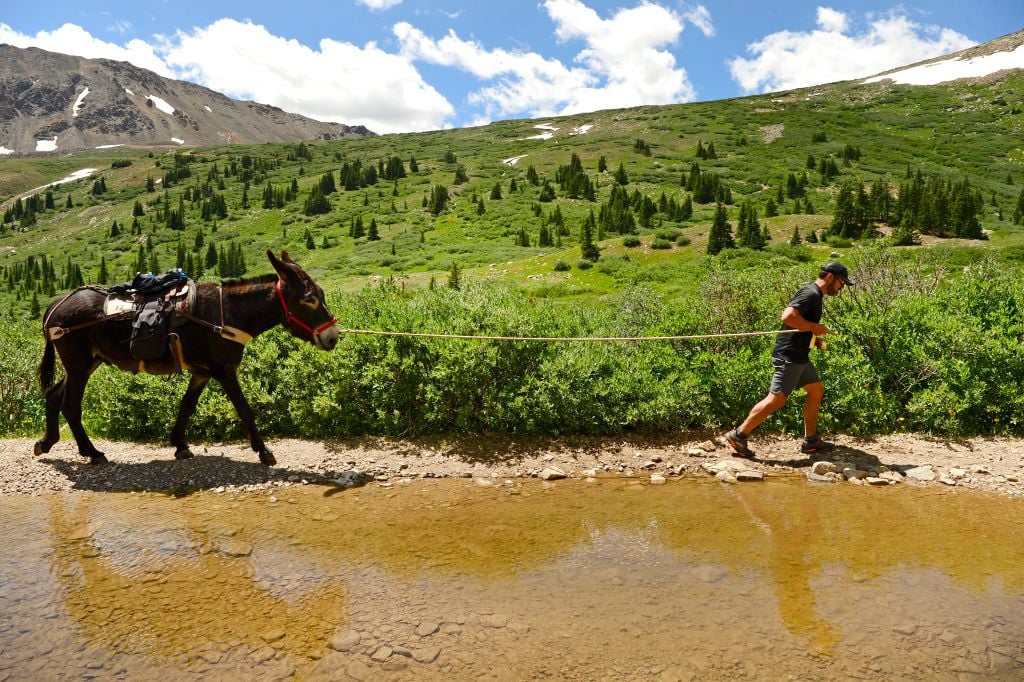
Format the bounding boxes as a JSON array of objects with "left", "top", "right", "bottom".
[{"left": 1, "top": 1, "right": 1022, "bottom": 133}]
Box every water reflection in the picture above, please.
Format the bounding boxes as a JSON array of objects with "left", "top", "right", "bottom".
[{"left": 0, "top": 478, "right": 1020, "bottom": 679}]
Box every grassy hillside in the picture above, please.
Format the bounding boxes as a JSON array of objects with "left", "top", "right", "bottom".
[
  {"left": 3, "top": 73, "right": 1024, "bottom": 319},
  {"left": 2, "top": 74, "right": 1024, "bottom": 440}
]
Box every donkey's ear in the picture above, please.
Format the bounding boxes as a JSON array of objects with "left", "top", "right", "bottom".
[
  {"left": 280, "top": 250, "right": 297, "bottom": 265},
  {"left": 267, "top": 250, "right": 289, "bottom": 277}
]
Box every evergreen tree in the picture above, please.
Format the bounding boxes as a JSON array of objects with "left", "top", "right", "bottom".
[
  {"left": 490, "top": 181, "right": 502, "bottom": 200},
  {"left": 109, "top": 220, "right": 120, "bottom": 238},
  {"left": 477, "top": 197, "right": 485, "bottom": 215},
  {"left": 65, "top": 194, "right": 73, "bottom": 208},
  {"left": 789, "top": 226, "right": 802, "bottom": 245},
  {"left": 368, "top": 217, "right": 380, "bottom": 241},
  {"left": 30, "top": 292, "right": 40, "bottom": 319},
  {"left": 614, "top": 163, "right": 629, "bottom": 185},
  {"left": 448, "top": 262, "right": 461, "bottom": 290},
  {"left": 597, "top": 155, "right": 608, "bottom": 173},
  {"left": 429, "top": 185, "right": 449, "bottom": 215},
  {"left": 133, "top": 200, "right": 145, "bottom": 217},
  {"left": 765, "top": 197, "right": 778, "bottom": 217},
  {"left": 305, "top": 228, "right": 315, "bottom": 250},
  {"left": 580, "top": 209, "right": 600, "bottom": 262},
  {"left": 706, "top": 202, "right": 735, "bottom": 255},
  {"left": 97, "top": 256, "right": 108, "bottom": 284},
  {"left": 453, "top": 165, "right": 468, "bottom": 184},
  {"left": 526, "top": 165, "right": 540, "bottom": 186},
  {"left": 409, "top": 156, "right": 419, "bottom": 173}
]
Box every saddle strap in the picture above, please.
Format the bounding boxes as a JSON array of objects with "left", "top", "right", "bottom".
[
  {"left": 46, "top": 311, "right": 132, "bottom": 341},
  {"left": 177, "top": 311, "right": 252, "bottom": 345}
]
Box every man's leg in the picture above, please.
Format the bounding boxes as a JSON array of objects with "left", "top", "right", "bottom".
[
  {"left": 740, "top": 391, "right": 788, "bottom": 435},
  {"left": 802, "top": 381, "right": 824, "bottom": 438}
]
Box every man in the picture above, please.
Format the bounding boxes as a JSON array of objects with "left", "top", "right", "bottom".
[{"left": 725, "top": 261, "right": 853, "bottom": 458}]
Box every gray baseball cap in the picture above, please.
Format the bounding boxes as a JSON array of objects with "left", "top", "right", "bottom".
[{"left": 821, "top": 261, "right": 853, "bottom": 286}]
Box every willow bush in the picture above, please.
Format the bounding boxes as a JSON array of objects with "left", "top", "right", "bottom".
[{"left": 1, "top": 247, "right": 1021, "bottom": 441}]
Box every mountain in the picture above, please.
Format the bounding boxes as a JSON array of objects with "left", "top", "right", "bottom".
[
  {"left": 0, "top": 44, "right": 374, "bottom": 155},
  {"left": 863, "top": 27, "right": 1024, "bottom": 86}
]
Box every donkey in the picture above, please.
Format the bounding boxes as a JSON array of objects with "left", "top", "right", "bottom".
[{"left": 35, "top": 250, "right": 339, "bottom": 466}]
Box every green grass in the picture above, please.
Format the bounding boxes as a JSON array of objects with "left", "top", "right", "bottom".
[{"left": 2, "top": 74, "right": 1024, "bottom": 319}]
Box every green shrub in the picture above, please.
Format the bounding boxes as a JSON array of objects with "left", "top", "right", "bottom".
[
  {"left": 622, "top": 236, "right": 641, "bottom": 247},
  {"left": 654, "top": 229, "right": 680, "bottom": 240},
  {"left": 674, "top": 235, "right": 691, "bottom": 247},
  {"left": 553, "top": 260, "right": 571, "bottom": 271},
  {"left": 576, "top": 259, "right": 594, "bottom": 270},
  {"left": 651, "top": 238, "right": 672, "bottom": 249}
]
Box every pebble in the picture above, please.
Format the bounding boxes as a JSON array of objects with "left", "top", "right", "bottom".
[{"left": 415, "top": 622, "right": 439, "bottom": 637}]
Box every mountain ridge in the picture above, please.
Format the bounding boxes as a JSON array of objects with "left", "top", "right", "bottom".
[{"left": 0, "top": 44, "right": 374, "bottom": 155}]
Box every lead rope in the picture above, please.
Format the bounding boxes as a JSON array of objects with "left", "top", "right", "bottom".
[{"left": 335, "top": 328, "right": 800, "bottom": 343}]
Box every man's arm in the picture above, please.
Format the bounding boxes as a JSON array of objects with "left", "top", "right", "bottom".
[{"left": 781, "top": 306, "right": 829, "bottom": 335}]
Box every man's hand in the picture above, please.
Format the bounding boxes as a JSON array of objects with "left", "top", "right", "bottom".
[
  {"left": 814, "top": 337, "right": 828, "bottom": 351},
  {"left": 813, "top": 323, "right": 830, "bottom": 336}
]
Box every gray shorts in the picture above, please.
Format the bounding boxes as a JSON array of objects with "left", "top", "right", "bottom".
[{"left": 769, "top": 357, "right": 820, "bottom": 396}]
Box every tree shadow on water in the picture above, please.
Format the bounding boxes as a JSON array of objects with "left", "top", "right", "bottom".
[{"left": 41, "top": 455, "right": 373, "bottom": 497}]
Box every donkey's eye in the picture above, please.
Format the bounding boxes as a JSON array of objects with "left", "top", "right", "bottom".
[{"left": 301, "top": 294, "right": 318, "bottom": 307}]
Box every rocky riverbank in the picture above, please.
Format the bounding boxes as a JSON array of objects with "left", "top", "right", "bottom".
[{"left": 1, "top": 432, "right": 1021, "bottom": 498}]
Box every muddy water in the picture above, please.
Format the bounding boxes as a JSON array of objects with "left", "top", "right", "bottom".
[{"left": 1, "top": 478, "right": 1022, "bottom": 681}]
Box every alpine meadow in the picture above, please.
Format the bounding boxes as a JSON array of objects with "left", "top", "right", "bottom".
[{"left": 3, "top": 41, "right": 1024, "bottom": 444}]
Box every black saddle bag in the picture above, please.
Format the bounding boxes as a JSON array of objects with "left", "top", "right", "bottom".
[{"left": 130, "top": 298, "right": 172, "bottom": 360}]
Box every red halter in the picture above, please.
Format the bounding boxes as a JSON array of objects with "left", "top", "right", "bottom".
[{"left": 276, "top": 279, "right": 337, "bottom": 340}]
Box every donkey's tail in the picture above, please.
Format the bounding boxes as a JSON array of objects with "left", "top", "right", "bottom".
[{"left": 39, "top": 338, "right": 56, "bottom": 396}]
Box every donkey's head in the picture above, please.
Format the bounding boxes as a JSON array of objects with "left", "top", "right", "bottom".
[{"left": 267, "top": 250, "right": 339, "bottom": 351}]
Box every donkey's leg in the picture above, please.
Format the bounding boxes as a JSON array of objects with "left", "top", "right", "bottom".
[
  {"left": 62, "top": 363, "right": 106, "bottom": 465},
  {"left": 170, "top": 374, "right": 210, "bottom": 459},
  {"left": 216, "top": 369, "right": 275, "bottom": 466},
  {"left": 34, "top": 378, "right": 66, "bottom": 456}
]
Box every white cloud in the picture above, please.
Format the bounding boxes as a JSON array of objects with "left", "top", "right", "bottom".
[
  {"left": 397, "top": 0, "right": 697, "bottom": 124},
  {"left": 728, "top": 8, "right": 976, "bottom": 94},
  {"left": 355, "top": 0, "right": 403, "bottom": 10},
  {"left": 682, "top": 4, "right": 714, "bottom": 38},
  {"left": 0, "top": 22, "right": 171, "bottom": 76},
  {"left": 161, "top": 19, "right": 453, "bottom": 133},
  {"left": 815, "top": 7, "right": 848, "bottom": 34},
  {"left": 0, "top": 19, "right": 453, "bottom": 134}
]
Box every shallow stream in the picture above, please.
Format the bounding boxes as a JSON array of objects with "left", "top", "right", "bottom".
[{"left": 1, "top": 477, "right": 1022, "bottom": 680}]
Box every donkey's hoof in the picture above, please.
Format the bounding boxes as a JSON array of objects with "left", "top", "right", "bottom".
[
  {"left": 259, "top": 450, "right": 277, "bottom": 467},
  {"left": 174, "top": 447, "right": 194, "bottom": 460},
  {"left": 34, "top": 440, "right": 52, "bottom": 456},
  {"left": 88, "top": 453, "right": 108, "bottom": 466}
]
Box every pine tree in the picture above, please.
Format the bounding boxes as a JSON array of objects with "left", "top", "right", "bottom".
[
  {"left": 133, "top": 200, "right": 145, "bottom": 217},
  {"left": 368, "top": 218, "right": 380, "bottom": 241},
  {"left": 65, "top": 194, "right": 73, "bottom": 208},
  {"left": 453, "top": 166, "right": 468, "bottom": 184},
  {"left": 305, "top": 228, "right": 315, "bottom": 249},
  {"left": 428, "top": 185, "right": 449, "bottom": 215},
  {"left": 97, "top": 256, "right": 108, "bottom": 284},
  {"left": 597, "top": 155, "right": 607, "bottom": 173},
  {"left": 448, "top": 262, "right": 461, "bottom": 290},
  {"left": 789, "top": 226, "right": 802, "bottom": 245},
  {"left": 477, "top": 198, "right": 485, "bottom": 215},
  {"left": 580, "top": 210, "right": 600, "bottom": 262},
  {"left": 614, "top": 163, "right": 629, "bottom": 185},
  {"left": 706, "top": 202, "right": 735, "bottom": 255},
  {"left": 490, "top": 182, "right": 502, "bottom": 200}
]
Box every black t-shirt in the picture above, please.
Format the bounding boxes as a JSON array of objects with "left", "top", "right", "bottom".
[{"left": 772, "top": 283, "right": 823, "bottom": 363}]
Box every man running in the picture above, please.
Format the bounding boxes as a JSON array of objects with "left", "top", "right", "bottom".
[{"left": 725, "top": 261, "right": 853, "bottom": 458}]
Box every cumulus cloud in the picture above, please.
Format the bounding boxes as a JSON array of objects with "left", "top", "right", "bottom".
[
  {"left": 0, "top": 19, "right": 452, "bottom": 134},
  {"left": 681, "top": 4, "right": 714, "bottom": 38},
  {"left": 161, "top": 19, "right": 452, "bottom": 133},
  {"left": 729, "top": 8, "right": 975, "bottom": 94},
  {"left": 0, "top": 22, "right": 171, "bottom": 76},
  {"left": 355, "top": 0, "right": 403, "bottom": 10},
  {"left": 397, "top": 0, "right": 697, "bottom": 123}
]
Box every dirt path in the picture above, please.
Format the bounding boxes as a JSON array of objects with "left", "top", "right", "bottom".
[{"left": 1, "top": 431, "right": 1021, "bottom": 497}]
